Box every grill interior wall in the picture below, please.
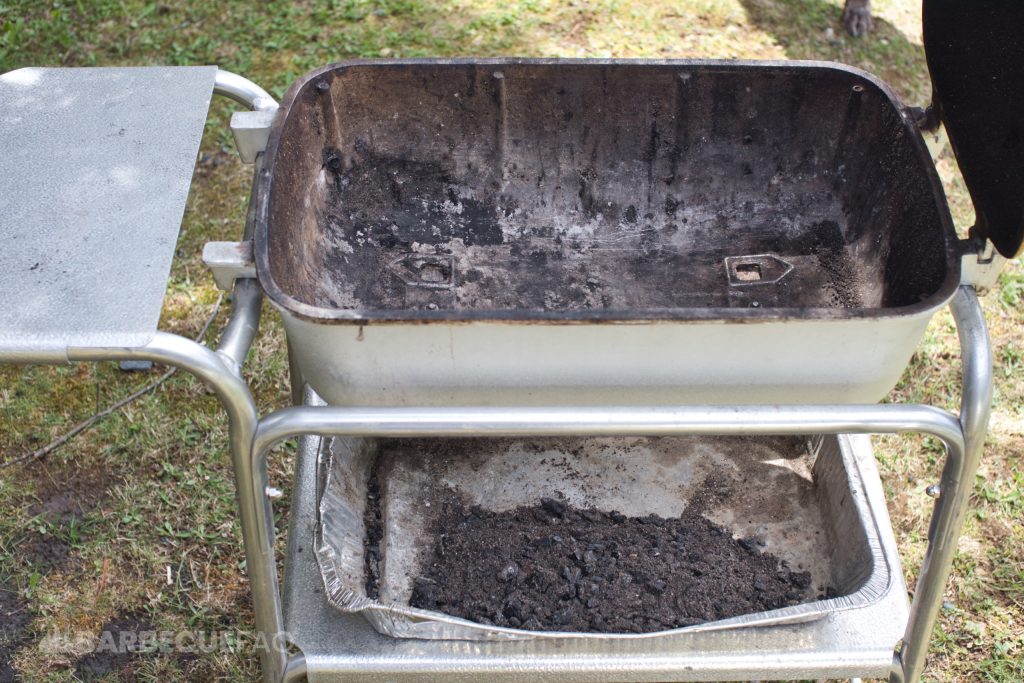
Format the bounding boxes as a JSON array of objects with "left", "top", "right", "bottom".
[{"left": 267, "top": 63, "right": 949, "bottom": 316}]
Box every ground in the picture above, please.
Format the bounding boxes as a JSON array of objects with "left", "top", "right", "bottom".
[{"left": 0, "top": 1, "right": 1022, "bottom": 681}]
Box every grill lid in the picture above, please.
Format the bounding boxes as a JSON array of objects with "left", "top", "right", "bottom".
[{"left": 923, "top": 0, "right": 1024, "bottom": 258}]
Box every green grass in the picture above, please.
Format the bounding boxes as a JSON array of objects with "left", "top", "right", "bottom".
[{"left": 2, "top": 1, "right": 1023, "bottom": 681}]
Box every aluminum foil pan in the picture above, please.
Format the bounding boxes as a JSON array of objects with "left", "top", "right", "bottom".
[{"left": 315, "top": 434, "right": 894, "bottom": 641}]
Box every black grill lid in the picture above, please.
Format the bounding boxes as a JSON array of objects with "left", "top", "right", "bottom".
[{"left": 923, "top": 0, "right": 1024, "bottom": 257}]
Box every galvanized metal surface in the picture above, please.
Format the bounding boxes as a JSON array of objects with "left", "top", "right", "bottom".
[
  {"left": 0, "top": 66, "right": 216, "bottom": 361},
  {"left": 284, "top": 429, "right": 910, "bottom": 681},
  {"left": 314, "top": 433, "right": 891, "bottom": 641}
]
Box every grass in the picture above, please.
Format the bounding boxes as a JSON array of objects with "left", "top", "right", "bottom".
[{"left": 1, "top": 1, "right": 1022, "bottom": 681}]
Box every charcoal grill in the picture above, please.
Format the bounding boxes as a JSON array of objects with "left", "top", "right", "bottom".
[
  {"left": 2, "top": 2, "right": 1022, "bottom": 682},
  {"left": 254, "top": 59, "right": 962, "bottom": 407}
]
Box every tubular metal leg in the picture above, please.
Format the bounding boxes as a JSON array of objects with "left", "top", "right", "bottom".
[
  {"left": 282, "top": 654, "right": 307, "bottom": 683},
  {"left": 894, "top": 286, "right": 993, "bottom": 683},
  {"left": 68, "top": 333, "right": 289, "bottom": 683}
]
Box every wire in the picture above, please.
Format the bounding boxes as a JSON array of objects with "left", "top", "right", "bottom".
[{"left": 0, "top": 294, "right": 224, "bottom": 469}]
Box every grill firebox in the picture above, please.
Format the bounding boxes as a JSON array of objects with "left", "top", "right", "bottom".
[{"left": 254, "top": 60, "right": 960, "bottom": 408}]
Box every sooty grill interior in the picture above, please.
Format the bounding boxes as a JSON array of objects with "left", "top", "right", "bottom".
[{"left": 263, "top": 61, "right": 953, "bottom": 317}]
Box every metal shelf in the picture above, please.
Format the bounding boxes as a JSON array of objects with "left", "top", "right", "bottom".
[{"left": 0, "top": 66, "right": 217, "bottom": 362}]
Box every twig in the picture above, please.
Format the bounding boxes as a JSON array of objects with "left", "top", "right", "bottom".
[{"left": 0, "top": 294, "right": 223, "bottom": 469}]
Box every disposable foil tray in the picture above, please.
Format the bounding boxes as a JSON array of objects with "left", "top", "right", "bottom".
[{"left": 314, "top": 433, "right": 896, "bottom": 641}]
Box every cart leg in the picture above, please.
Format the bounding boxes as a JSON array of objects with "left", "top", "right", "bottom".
[
  {"left": 892, "top": 286, "right": 993, "bottom": 683},
  {"left": 282, "top": 653, "right": 306, "bottom": 682},
  {"left": 69, "top": 333, "right": 290, "bottom": 683}
]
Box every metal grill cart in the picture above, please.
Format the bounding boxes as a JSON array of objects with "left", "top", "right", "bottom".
[{"left": 2, "top": 3, "right": 1021, "bottom": 682}]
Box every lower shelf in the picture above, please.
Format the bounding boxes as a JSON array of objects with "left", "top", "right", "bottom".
[{"left": 282, "top": 425, "right": 909, "bottom": 682}]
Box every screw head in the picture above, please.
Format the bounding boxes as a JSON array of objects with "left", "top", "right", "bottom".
[{"left": 925, "top": 484, "right": 941, "bottom": 498}]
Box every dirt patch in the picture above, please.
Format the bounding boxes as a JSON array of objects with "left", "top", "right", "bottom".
[
  {"left": 25, "top": 464, "right": 115, "bottom": 525},
  {"left": 0, "top": 463, "right": 120, "bottom": 679},
  {"left": 0, "top": 582, "right": 32, "bottom": 683},
  {"left": 72, "top": 612, "right": 152, "bottom": 682},
  {"left": 407, "top": 483, "right": 815, "bottom": 633},
  {"left": 20, "top": 463, "right": 118, "bottom": 571},
  {"left": 21, "top": 536, "right": 71, "bottom": 572}
]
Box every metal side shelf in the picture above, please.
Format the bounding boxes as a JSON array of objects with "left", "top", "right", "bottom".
[{"left": 281, "top": 425, "right": 909, "bottom": 683}]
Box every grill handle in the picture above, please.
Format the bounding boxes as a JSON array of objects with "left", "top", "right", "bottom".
[{"left": 214, "top": 70, "right": 277, "bottom": 112}]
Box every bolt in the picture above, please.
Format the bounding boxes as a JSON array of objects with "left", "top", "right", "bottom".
[
  {"left": 925, "top": 484, "right": 941, "bottom": 498},
  {"left": 266, "top": 486, "right": 284, "bottom": 500},
  {"left": 751, "top": 301, "right": 760, "bottom": 308}
]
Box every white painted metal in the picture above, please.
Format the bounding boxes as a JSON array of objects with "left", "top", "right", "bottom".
[
  {"left": 277, "top": 302, "right": 944, "bottom": 407},
  {"left": 960, "top": 243, "right": 1006, "bottom": 294},
  {"left": 230, "top": 109, "right": 276, "bottom": 163},
  {"left": 203, "top": 240, "right": 256, "bottom": 291}
]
